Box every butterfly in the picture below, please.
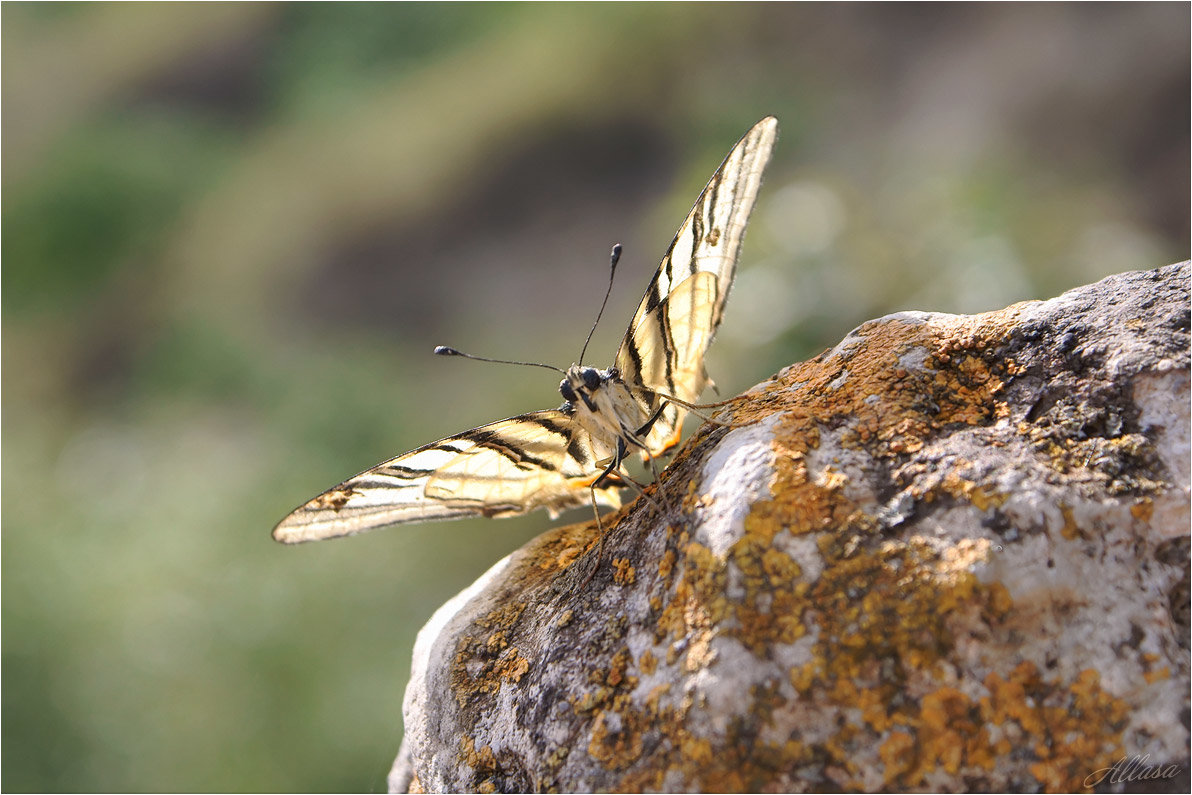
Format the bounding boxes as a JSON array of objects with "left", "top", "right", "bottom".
[{"left": 273, "top": 116, "right": 778, "bottom": 544}]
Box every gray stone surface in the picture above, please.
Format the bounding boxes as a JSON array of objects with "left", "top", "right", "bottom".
[{"left": 391, "top": 263, "right": 1190, "bottom": 793}]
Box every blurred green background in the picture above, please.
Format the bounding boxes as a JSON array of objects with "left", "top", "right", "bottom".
[{"left": 2, "top": 3, "right": 1187, "bottom": 791}]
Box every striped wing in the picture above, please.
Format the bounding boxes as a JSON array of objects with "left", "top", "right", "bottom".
[
  {"left": 272, "top": 410, "right": 621, "bottom": 544},
  {"left": 615, "top": 116, "right": 778, "bottom": 456}
]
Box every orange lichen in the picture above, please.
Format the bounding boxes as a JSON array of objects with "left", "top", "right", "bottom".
[
  {"left": 574, "top": 649, "right": 665, "bottom": 776},
  {"left": 612, "top": 557, "right": 636, "bottom": 585},
  {"left": 639, "top": 649, "right": 657, "bottom": 676},
  {"left": 879, "top": 731, "right": 916, "bottom": 783},
  {"left": 979, "top": 665, "right": 1130, "bottom": 792},
  {"left": 939, "top": 472, "right": 1008, "bottom": 511},
  {"left": 849, "top": 664, "right": 1132, "bottom": 791},
  {"left": 1060, "top": 504, "right": 1082, "bottom": 540},
  {"left": 653, "top": 539, "right": 730, "bottom": 670},
  {"left": 460, "top": 736, "right": 497, "bottom": 770},
  {"left": 449, "top": 599, "right": 534, "bottom": 707},
  {"left": 588, "top": 708, "right": 646, "bottom": 770},
  {"left": 1141, "top": 649, "right": 1171, "bottom": 683},
  {"left": 658, "top": 548, "right": 677, "bottom": 580},
  {"left": 493, "top": 649, "right": 529, "bottom": 684},
  {"left": 533, "top": 518, "right": 604, "bottom": 572},
  {"left": 1130, "top": 498, "right": 1154, "bottom": 521},
  {"left": 459, "top": 737, "right": 500, "bottom": 792}
]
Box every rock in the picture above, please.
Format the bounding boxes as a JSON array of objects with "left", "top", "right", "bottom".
[{"left": 390, "top": 263, "right": 1190, "bottom": 793}]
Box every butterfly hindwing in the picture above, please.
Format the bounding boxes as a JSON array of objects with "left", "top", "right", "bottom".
[
  {"left": 615, "top": 117, "right": 778, "bottom": 458},
  {"left": 272, "top": 410, "right": 622, "bottom": 544}
]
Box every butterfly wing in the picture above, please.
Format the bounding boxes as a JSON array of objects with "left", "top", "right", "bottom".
[
  {"left": 615, "top": 116, "right": 778, "bottom": 457},
  {"left": 272, "top": 409, "right": 620, "bottom": 543}
]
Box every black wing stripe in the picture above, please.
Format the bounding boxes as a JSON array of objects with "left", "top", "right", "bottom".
[
  {"left": 379, "top": 464, "right": 437, "bottom": 479},
  {"left": 520, "top": 413, "right": 572, "bottom": 440},
  {"left": 657, "top": 286, "right": 679, "bottom": 393},
  {"left": 566, "top": 430, "right": 594, "bottom": 468},
  {"left": 514, "top": 413, "right": 595, "bottom": 470},
  {"left": 463, "top": 429, "right": 557, "bottom": 472},
  {"left": 351, "top": 477, "right": 422, "bottom": 490}
]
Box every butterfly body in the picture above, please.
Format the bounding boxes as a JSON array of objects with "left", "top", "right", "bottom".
[
  {"left": 273, "top": 117, "right": 778, "bottom": 544},
  {"left": 559, "top": 365, "right": 649, "bottom": 468}
]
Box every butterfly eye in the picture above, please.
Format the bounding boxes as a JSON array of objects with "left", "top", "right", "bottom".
[
  {"left": 581, "top": 368, "right": 602, "bottom": 390},
  {"left": 559, "top": 380, "right": 577, "bottom": 403}
]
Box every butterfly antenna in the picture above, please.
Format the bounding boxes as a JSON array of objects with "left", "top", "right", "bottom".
[
  {"left": 578, "top": 243, "right": 622, "bottom": 364},
  {"left": 434, "top": 346, "right": 565, "bottom": 374}
]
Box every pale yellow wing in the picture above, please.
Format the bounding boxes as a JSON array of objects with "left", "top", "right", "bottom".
[
  {"left": 615, "top": 116, "right": 778, "bottom": 456},
  {"left": 272, "top": 410, "right": 620, "bottom": 544}
]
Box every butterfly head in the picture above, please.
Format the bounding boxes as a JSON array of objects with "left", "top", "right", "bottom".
[{"left": 560, "top": 364, "right": 619, "bottom": 409}]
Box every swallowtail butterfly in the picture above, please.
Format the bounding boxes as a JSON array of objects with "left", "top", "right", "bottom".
[{"left": 273, "top": 117, "right": 778, "bottom": 543}]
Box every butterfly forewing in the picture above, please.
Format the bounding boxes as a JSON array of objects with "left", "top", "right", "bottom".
[
  {"left": 615, "top": 116, "right": 778, "bottom": 457},
  {"left": 272, "top": 410, "right": 622, "bottom": 544},
  {"left": 273, "top": 117, "right": 777, "bottom": 543}
]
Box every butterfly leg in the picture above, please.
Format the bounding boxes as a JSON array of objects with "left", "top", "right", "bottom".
[
  {"left": 594, "top": 438, "right": 661, "bottom": 513},
  {"left": 631, "top": 384, "right": 759, "bottom": 429},
  {"left": 580, "top": 437, "right": 633, "bottom": 587},
  {"left": 642, "top": 447, "right": 681, "bottom": 518},
  {"left": 588, "top": 451, "right": 623, "bottom": 534},
  {"left": 579, "top": 485, "right": 607, "bottom": 591},
  {"left": 580, "top": 437, "right": 666, "bottom": 589},
  {"left": 631, "top": 403, "right": 675, "bottom": 513}
]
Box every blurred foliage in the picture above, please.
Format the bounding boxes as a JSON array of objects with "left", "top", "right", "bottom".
[{"left": 2, "top": 3, "right": 1187, "bottom": 791}]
